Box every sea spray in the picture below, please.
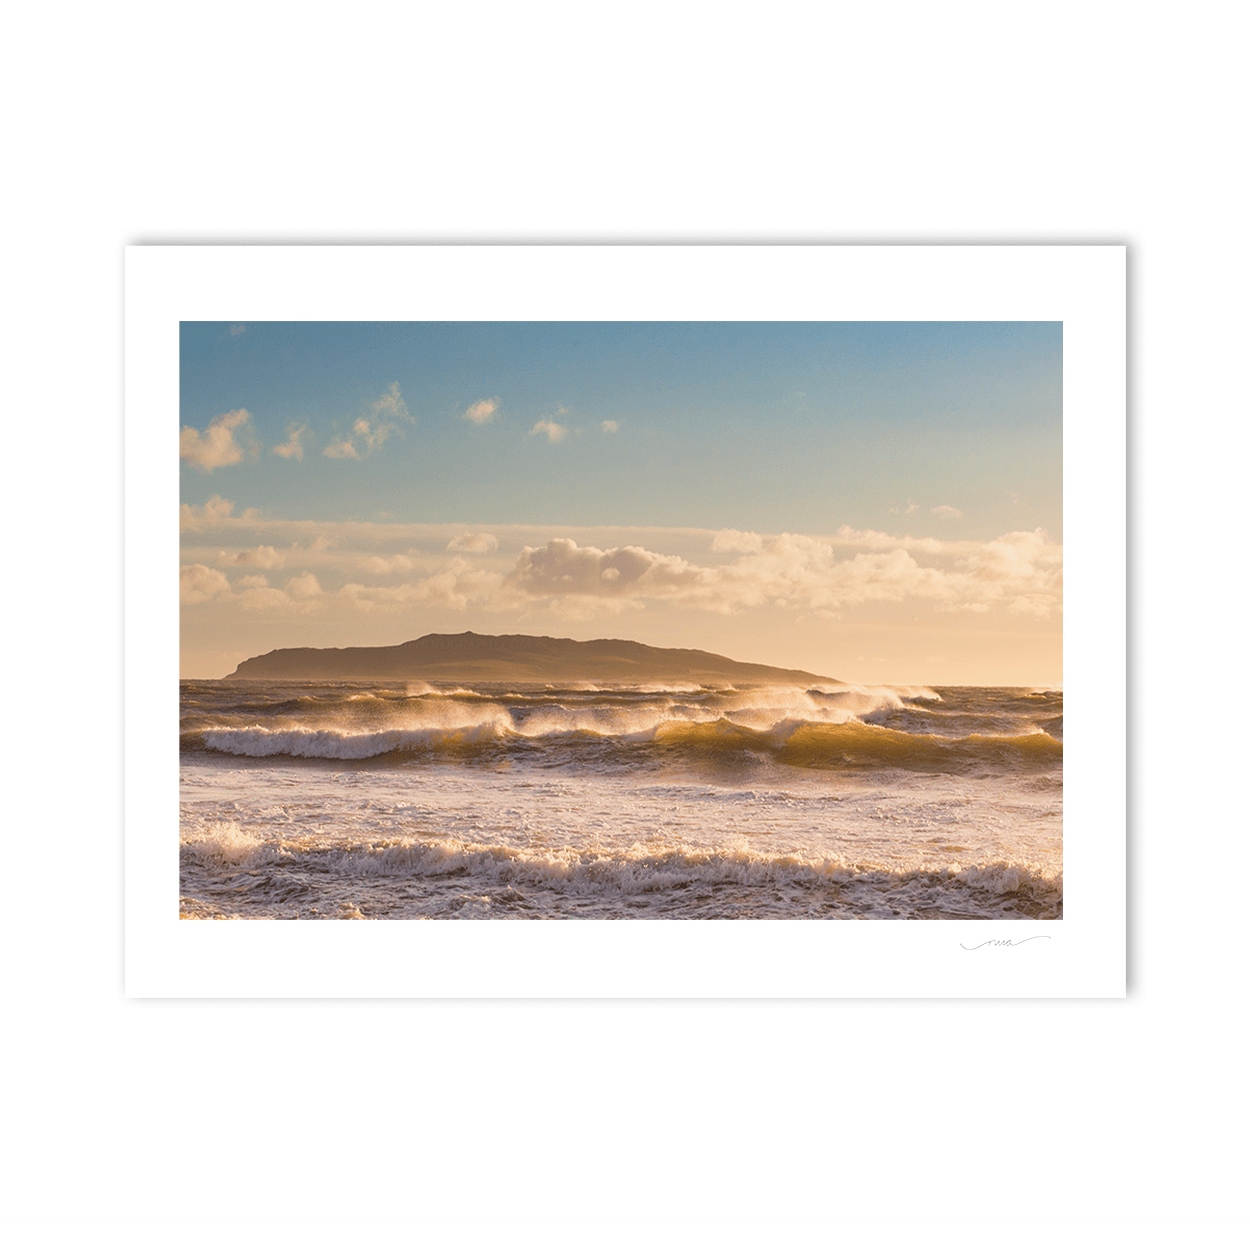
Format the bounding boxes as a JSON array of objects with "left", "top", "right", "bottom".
[{"left": 180, "top": 680, "right": 1062, "bottom": 920}]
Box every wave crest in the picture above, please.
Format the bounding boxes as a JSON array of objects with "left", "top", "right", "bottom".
[{"left": 180, "top": 826, "right": 1063, "bottom": 919}]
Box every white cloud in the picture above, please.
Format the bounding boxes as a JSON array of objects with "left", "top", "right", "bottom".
[
  {"left": 272, "top": 423, "right": 307, "bottom": 460},
  {"left": 351, "top": 417, "right": 394, "bottom": 453},
  {"left": 339, "top": 562, "right": 506, "bottom": 614},
  {"left": 180, "top": 409, "right": 257, "bottom": 472},
  {"left": 951, "top": 529, "right": 1062, "bottom": 616},
  {"left": 529, "top": 418, "right": 567, "bottom": 443},
  {"left": 238, "top": 586, "right": 292, "bottom": 611},
  {"left": 180, "top": 514, "right": 1063, "bottom": 630},
  {"left": 600, "top": 420, "right": 619, "bottom": 435},
  {"left": 463, "top": 397, "right": 500, "bottom": 425},
  {"left": 180, "top": 564, "right": 230, "bottom": 604},
  {"left": 832, "top": 525, "right": 945, "bottom": 554},
  {"left": 323, "top": 384, "right": 409, "bottom": 459},
  {"left": 233, "top": 545, "right": 284, "bottom": 569},
  {"left": 512, "top": 538, "right": 708, "bottom": 603},
  {"left": 286, "top": 572, "right": 323, "bottom": 600},
  {"left": 506, "top": 529, "right": 1063, "bottom": 620},
  {"left": 358, "top": 554, "right": 417, "bottom": 574},
  {"left": 322, "top": 437, "right": 360, "bottom": 460},
  {"left": 711, "top": 529, "right": 763, "bottom": 553},
  {"left": 234, "top": 575, "right": 324, "bottom": 614},
  {"left": 180, "top": 495, "right": 236, "bottom": 532},
  {"left": 371, "top": 381, "right": 411, "bottom": 422},
  {"left": 447, "top": 532, "right": 499, "bottom": 553},
  {"left": 962, "top": 528, "right": 1059, "bottom": 582},
  {"left": 931, "top": 505, "right": 963, "bottom": 518}
]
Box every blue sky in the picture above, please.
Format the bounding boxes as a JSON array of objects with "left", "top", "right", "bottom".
[
  {"left": 180, "top": 321, "right": 1062, "bottom": 682},
  {"left": 181, "top": 321, "right": 1060, "bottom": 536}
]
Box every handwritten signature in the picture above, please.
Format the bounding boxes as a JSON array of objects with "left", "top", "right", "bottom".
[{"left": 960, "top": 935, "right": 1052, "bottom": 950}]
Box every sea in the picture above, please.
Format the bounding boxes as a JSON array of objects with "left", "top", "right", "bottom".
[{"left": 179, "top": 678, "right": 1062, "bottom": 920}]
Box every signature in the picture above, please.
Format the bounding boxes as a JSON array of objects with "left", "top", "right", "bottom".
[{"left": 960, "top": 935, "right": 1052, "bottom": 950}]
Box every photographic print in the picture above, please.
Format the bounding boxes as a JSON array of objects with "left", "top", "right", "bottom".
[
  {"left": 125, "top": 245, "right": 1123, "bottom": 996},
  {"left": 177, "top": 318, "right": 1063, "bottom": 922}
]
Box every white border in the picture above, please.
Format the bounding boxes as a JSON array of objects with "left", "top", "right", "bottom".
[{"left": 125, "top": 245, "right": 1125, "bottom": 997}]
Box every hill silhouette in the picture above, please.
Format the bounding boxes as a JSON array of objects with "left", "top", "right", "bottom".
[{"left": 226, "top": 631, "right": 836, "bottom": 685}]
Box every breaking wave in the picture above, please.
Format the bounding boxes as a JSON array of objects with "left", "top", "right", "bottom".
[
  {"left": 180, "top": 822, "right": 1062, "bottom": 920},
  {"left": 183, "top": 713, "right": 1060, "bottom": 774}
]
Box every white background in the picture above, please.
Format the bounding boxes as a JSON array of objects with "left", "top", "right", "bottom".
[{"left": 4, "top": 3, "right": 1244, "bottom": 1247}]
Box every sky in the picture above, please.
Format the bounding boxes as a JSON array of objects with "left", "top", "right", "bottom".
[{"left": 180, "top": 321, "right": 1062, "bottom": 684}]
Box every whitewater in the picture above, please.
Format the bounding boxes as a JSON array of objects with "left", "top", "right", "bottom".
[{"left": 179, "top": 679, "right": 1062, "bottom": 920}]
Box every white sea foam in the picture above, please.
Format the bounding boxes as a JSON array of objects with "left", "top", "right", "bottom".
[
  {"left": 188, "top": 682, "right": 959, "bottom": 759},
  {"left": 181, "top": 820, "right": 280, "bottom": 867},
  {"left": 202, "top": 717, "right": 515, "bottom": 757},
  {"left": 180, "top": 680, "right": 1061, "bottom": 919},
  {"left": 196, "top": 700, "right": 868, "bottom": 757},
  {"left": 179, "top": 821, "right": 1061, "bottom": 919}
]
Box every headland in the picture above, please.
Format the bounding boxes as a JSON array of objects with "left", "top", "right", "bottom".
[{"left": 225, "top": 631, "right": 836, "bottom": 685}]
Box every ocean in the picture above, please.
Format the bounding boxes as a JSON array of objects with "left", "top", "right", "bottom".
[{"left": 179, "top": 678, "right": 1062, "bottom": 920}]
